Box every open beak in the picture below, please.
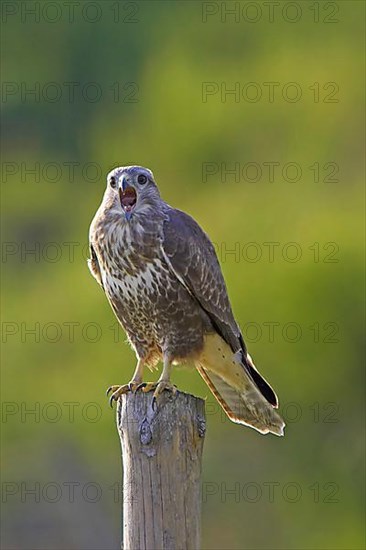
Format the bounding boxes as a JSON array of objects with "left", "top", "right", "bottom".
[{"left": 119, "top": 179, "right": 137, "bottom": 220}]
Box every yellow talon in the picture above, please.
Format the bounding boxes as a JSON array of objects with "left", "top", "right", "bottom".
[
  {"left": 141, "top": 382, "right": 158, "bottom": 393},
  {"left": 106, "top": 382, "right": 142, "bottom": 407},
  {"left": 140, "top": 381, "right": 177, "bottom": 399}
]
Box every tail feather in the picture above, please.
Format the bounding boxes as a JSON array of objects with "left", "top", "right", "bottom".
[
  {"left": 197, "top": 366, "right": 285, "bottom": 436},
  {"left": 195, "top": 334, "right": 285, "bottom": 436},
  {"left": 245, "top": 353, "right": 278, "bottom": 407}
]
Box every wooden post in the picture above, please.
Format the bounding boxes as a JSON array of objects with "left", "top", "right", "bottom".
[{"left": 116, "top": 390, "right": 206, "bottom": 550}]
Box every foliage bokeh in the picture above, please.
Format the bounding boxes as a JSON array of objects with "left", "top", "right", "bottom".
[{"left": 1, "top": 1, "right": 364, "bottom": 549}]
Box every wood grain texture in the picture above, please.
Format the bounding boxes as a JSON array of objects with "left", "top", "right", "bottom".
[{"left": 117, "top": 390, "right": 206, "bottom": 550}]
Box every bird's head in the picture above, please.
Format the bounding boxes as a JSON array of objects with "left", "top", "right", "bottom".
[{"left": 105, "top": 165, "right": 160, "bottom": 221}]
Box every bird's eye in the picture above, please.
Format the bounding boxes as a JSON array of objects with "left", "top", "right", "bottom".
[
  {"left": 137, "top": 174, "right": 148, "bottom": 185},
  {"left": 109, "top": 176, "right": 117, "bottom": 189}
]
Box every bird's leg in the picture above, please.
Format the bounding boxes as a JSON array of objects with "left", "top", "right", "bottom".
[
  {"left": 107, "top": 358, "right": 145, "bottom": 406},
  {"left": 142, "top": 356, "right": 177, "bottom": 400}
]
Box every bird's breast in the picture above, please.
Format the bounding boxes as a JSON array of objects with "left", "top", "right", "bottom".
[{"left": 104, "top": 256, "right": 171, "bottom": 302}]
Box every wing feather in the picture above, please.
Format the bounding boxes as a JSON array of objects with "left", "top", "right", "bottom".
[
  {"left": 162, "top": 207, "right": 278, "bottom": 408},
  {"left": 162, "top": 207, "right": 242, "bottom": 353}
]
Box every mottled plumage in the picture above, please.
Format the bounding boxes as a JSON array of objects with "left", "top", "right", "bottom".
[{"left": 89, "top": 165, "right": 285, "bottom": 436}]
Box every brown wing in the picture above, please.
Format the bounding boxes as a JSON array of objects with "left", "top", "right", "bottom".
[
  {"left": 162, "top": 207, "right": 278, "bottom": 407},
  {"left": 162, "top": 207, "right": 242, "bottom": 354}
]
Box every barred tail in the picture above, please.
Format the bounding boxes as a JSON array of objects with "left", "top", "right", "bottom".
[{"left": 195, "top": 334, "right": 285, "bottom": 436}]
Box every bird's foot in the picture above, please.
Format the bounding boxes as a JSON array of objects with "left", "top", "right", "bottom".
[
  {"left": 141, "top": 380, "right": 177, "bottom": 405},
  {"left": 106, "top": 382, "right": 142, "bottom": 407}
]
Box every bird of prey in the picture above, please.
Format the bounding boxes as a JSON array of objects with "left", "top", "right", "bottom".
[{"left": 88, "top": 166, "right": 285, "bottom": 436}]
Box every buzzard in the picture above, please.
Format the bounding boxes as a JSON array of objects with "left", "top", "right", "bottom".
[{"left": 89, "top": 166, "right": 285, "bottom": 436}]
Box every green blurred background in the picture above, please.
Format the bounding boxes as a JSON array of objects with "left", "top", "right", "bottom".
[{"left": 1, "top": 1, "right": 365, "bottom": 549}]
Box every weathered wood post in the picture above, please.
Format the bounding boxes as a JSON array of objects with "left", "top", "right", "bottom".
[{"left": 116, "top": 390, "right": 206, "bottom": 550}]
